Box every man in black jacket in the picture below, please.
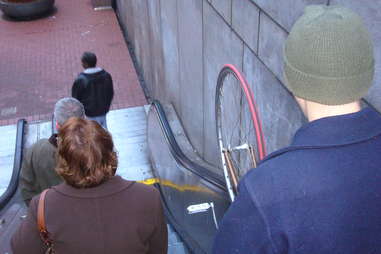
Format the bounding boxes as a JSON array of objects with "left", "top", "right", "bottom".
[{"left": 72, "top": 52, "right": 114, "bottom": 129}]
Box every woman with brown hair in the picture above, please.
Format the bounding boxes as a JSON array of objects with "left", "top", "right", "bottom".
[{"left": 12, "top": 118, "right": 168, "bottom": 254}]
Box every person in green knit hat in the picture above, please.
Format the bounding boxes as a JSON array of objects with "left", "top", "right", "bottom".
[
  {"left": 213, "top": 5, "right": 381, "bottom": 253},
  {"left": 284, "top": 4, "right": 374, "bottom": 119}
]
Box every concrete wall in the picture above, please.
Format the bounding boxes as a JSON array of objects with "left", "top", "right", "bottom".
[{"left": 116, "top": 0, "right": 381, "bottom": 168}]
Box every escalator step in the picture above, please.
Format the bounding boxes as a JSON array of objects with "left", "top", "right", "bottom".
[
  {"left": 168, "top": 242, "right": 188, "bottom": 254},
  {"left": 167, "top": 224, "right": 189, "bottom": 253},
  {"left": 167, "top": 224, "right": 182, "bottom": 244}
]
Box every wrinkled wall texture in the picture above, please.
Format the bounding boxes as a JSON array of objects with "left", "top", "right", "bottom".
[{"left": 116, "top": 0, "right": 381, "bottom": 167}]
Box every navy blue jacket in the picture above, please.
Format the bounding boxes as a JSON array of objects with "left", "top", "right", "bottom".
[{"left": 213, "top": 107, "right": 381, "bottom": 254}]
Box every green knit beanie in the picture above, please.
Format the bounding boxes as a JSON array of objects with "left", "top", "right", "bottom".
[{"left": 284, "top": 5, "right": 374, "bottom": 105}]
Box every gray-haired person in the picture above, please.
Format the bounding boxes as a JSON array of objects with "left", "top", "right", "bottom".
[{"left": 20, "top": 97, "right": 85, "bottom": 206}]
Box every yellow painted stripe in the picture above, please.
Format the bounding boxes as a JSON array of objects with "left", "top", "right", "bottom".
[
  {"left": 137, "top": 178, "right": 214, "bottom": 194},
  {"left": 137, "top": 178, "right": 159, "bottom": 185}
]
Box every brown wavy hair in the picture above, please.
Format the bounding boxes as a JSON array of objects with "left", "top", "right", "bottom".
[{"left": 56, "top": 117, "right": 117, "bottom": 188}]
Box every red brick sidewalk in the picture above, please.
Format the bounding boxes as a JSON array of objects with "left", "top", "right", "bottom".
[{"left": 0, "top": 0, "right": 146, "bottom": 126}]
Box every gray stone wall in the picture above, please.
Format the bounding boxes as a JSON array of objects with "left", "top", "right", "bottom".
[{"left": 116, "top": 0, "right": 381, "bottom": 167}]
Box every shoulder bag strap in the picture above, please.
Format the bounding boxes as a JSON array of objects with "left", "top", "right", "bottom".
[{"left": 37, "top": 189, "right": 55, "bottom": 253}]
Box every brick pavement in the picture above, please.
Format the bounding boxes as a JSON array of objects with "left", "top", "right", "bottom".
[{"left": 0, "top": 0, "right": 146, "bottom": 126}]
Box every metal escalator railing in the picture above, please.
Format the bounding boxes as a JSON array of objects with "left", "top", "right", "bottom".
[
  {"left": 0, "top": 119, "right": 26, "bottom": 210},
  {"left": 152, "top": 100, "right": 226, "bottom": 191}
]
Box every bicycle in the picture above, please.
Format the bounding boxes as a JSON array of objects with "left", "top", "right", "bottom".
[{"left": 215, "top": 64, "right": 266, "bottom": 202}]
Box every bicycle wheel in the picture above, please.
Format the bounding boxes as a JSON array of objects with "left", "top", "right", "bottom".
[{"left": 215, "top": 64, "right": 266, "bottom": 201}]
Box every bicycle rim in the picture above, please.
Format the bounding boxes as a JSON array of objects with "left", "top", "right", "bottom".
[{"left": 215, "top": 64, "right": 265, "bottom": 201}]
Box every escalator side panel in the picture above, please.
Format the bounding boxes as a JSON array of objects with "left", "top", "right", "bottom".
[
  {"left": 0, "top": 119, "right": 27, "bottom": 254},
  {"left": 0, "top": 120, "right": 26, "bottom": 210},
  {"left": 162, "top": 104, "right": 224, "bottom": 175},
  {"left": 23, "top": 121, "right": 52, "bottom": 150},
  {"left": 148, "top": 102, "right": 230, "bottom": 254},
  {"left": 0, "top": 203, "right": 27, "bottom": 253},
  {"left": 0, "top": 120, "right": 53, "bottom": 253},
  {"left": 0, "top": 125, "right": 18, "bottom": 197}
]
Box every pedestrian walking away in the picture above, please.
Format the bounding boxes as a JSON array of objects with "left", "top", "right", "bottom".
[{"left": 72, "top": 51, "right": 114, "bottom": 129}]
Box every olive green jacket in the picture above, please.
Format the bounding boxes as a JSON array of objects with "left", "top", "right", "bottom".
[{"left": 19, "top": 134, "right": 62, "bottom": 206}]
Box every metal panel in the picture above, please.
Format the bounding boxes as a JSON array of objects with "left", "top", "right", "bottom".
[
  {"left": 243, "top": 45, "right": 305, "bottom": 154},
  {"left": 0, "top": 159, "right": 13, "bottom": 196},
  {"left": 147, "top": 0, "right": 165, "bottom": 100},
  {"left": 232, "top": 0, "right": 260, "bottom": 53},
  {"left": 23, "top": 123, "right": 38, "bottom": 149},
  {"left": 211, "top": 0, "right": 232, "bottom": 25},
  {"left": 0, "top": 125, "right": 16, "bottom": 196},
  {"left": 178, "top": 0, "right": 204, "bottom": 157},
  {"left": 160, "top": 0, "right": 181, "bottom": 110},
  {"left": 0, "top": 203, "right": 27, "bottom": 254},
  {"left": 203, "top": 1, "right": 244, "bottom": 167},
  {"left": 38, "top": 121, "right": 52, "bottom": 140},
  {"left": 0, "top": 125, "right": 16, "bottom": 156},
  {"left": 116, "top": 0, "right": 134, "bottom": 46},
  {"left": 164, "top": 104, "right": 221, "bottom": 175},
  {"left": 130, "top": 0, "right": 153, "bottom": 95},
  {"left": 251, "top": 0, "right": 328, "bottom": 31},
  {"left": 329, "top": 0, "right": 381, "bottom": 111},
  {"left": 107, "top": 107, "right": 153, "bottom": 181},
  {"left": 258, "top": 11, "right": 288, "bottom": 83}
]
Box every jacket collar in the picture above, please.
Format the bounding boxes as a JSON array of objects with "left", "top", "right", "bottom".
[
  {"left": 52, "top": 175, "right": 135, "bottom": 198},
  {"left": 261, "top": 107, "right": 381, "bottom": 164},
  {"left": 83, "top": 67, "right": 103, "bottom": 74},
  {"left": 291, "top": 107, "right": 381, "bottom": 147}
]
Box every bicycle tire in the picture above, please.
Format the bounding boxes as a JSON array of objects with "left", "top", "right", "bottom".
[{"left": 215, "top": 64, "right": 266, "bottom": 201}]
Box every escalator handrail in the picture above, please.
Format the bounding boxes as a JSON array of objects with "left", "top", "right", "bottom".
[
  {"left": 0, "top": 119, "right": 26, "bottom": 210},
  {"left": 151, "top": 100, "right": 227, "bottom": 191}
]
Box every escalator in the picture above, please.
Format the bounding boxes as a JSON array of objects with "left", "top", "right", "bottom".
[{"left": 148, "top": 100, "right": 230, "bottom": 254}]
